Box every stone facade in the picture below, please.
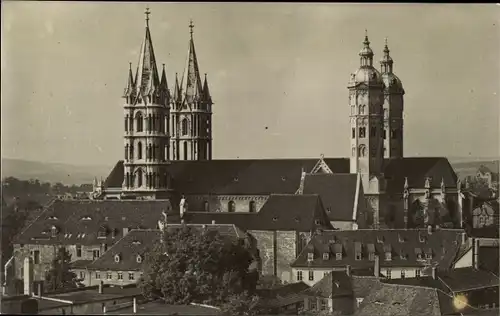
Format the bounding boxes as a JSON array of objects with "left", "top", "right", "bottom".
[
  {"left": 73, "top": 269, "right": 142, "bottom": 287},
  {"left": 183, "top": 194, "right": 268, "bottom": 213}
]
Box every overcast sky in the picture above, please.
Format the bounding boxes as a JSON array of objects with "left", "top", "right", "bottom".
[{"left": 2, "top": 2, "right": 498, "bottom": 166}]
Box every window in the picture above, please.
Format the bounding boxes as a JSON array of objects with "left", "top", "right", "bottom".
[
  {"left": 358, "top": 145, "right": 366, "bottom": 157},
  {"left": 96, "top": 272, "right": 101, "bottom": 279},
  {"left": 320, "top": 299, "right": 327, "bottom": 311},
  {"left": 183, "top": 141, "right": 188, "bottom": 160},
  {"left": 391, "top": 129, "right": 397, "bottom": 139},
  {"left": 310, "top": 299, "right": 317, "bottom": 310},
  {"left": 356, "top": 298, "right": 364, "bottom": 308},
  {"left": 323, "top": 253, "right": 329, "bottom": 260},
  {"left": 297, "top": 271, "right": 303, "bottom": 281},
  {"left": 308, "top": 270, "right": 314, "bottom": 281},
  {"left": 107, "top": 272, "right": 112, "bottom": 280},
  {"left": 368, "top": 252, "right": 375, "bottom": 261},
  {"left": 352, "top": 128, "right": 355, "bottom": 139},
  {"left": 249, "top": 201, "right": 256, "bottom": 213},
  {"left": 385, "top": 252, "right": 392, "bottom": 261},
  {"left": 114, "top": 254, "right": 121, "bottom": 263},
  {"left": 386, "top": 269, "right": 392, "bottom": 279},
  {"left": 125, "top": 145, "right": 129, "bottom": 160},
  {"left": 118, "top": 272, "right": 123, "bottom": 280},
  {"left": 136, "top": 113, "right": 143, "bottom": 132},
  {"left": 80, "top": 271, "right": 85, "bottom": 279},
  {"left": 425, "top": 252, "right": 432, "bottom": 260},
  {"left": 33, "top": 250, "right": 40, "bottom": 264},
  {"left": 352, "top": 147, "right": 356, "bottom": 157},
  {"left": 93, "top": 250, "right": 100, "bottom": 259},
  {"left": 370, "top": 126, "right": 376, "bottom": 137},
  {"left": 401, "top": 269, "right": 406, "bottom": 279},
  {"left": 307, "top": 253, "right": 314, "bottom": 261},
  {"left": 324, "top": 271, "right": 329, "bottom": 277},
  {"left": 124, "top": 116, "right": 128, "bottom": 132},
  {"left": 136, "top": 255, "right": 143, "bottom": 263},
  {"left": 383, "top": 129, "right": 387, "bottom": 139},
  {"left": 138, "top": 142, "right": 143, "bottom": 159},
  {"left": 181, "top": 118, "right": 189, "bottom": 136},
  {"left": 76, "top": 245, "right": 82, "bottom": 258},
  {"left": 416, "top": 269, "right": 421, "bottom": 278},
  {"left": 228, "top": 201, "right": 236, "bottom": 213},
  {"left": 204, "top": 201, "right": 209, "bottom": 211},
  {"left": 128, "top": 272, "right": 135, "bottom": 280},
  {"left": 336, "top": 252, "right": 342, "bottom": 260},
  {"left": 355, "top": 252, "right": 362, "bottom": 260},
  {"left": 137, "top": 169, "right": 143, "bottom": 187},
  {"left": 359, "top": 127, "right": 366, "bottom": 138}
]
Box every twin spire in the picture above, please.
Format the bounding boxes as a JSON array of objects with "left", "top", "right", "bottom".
[
  {"left": 359, "top": 30, "right": 395, "bottom": 74},
  {"left": 124, "top": 9, "right": 211, "bottom": 106}
]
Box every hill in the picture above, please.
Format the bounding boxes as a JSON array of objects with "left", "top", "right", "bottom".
[
  {"left": 450, "top": 159, "right": 499, "bottom": 180},
  {"left": 1, "top": 158, "right": 112, "bottom": 185}
]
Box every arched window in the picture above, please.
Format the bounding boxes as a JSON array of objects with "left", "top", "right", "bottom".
[
  {"left": 352, "top": 128, "right": 355, "bottom": 139},
  {"left": 204, "top": 201, "right": 209, "bottom": 211},
  {"left": 181, "top": 119, "right": 189, "bottom": 136},
  {"left": 228, "top": 201, "right": 236, "bottom": 213},
  {"left": 147, "top": 144, "right": 152, "bottom": 160},
  {"left": 125, "top": 144, "right": 129, "bottom": 160},
  {"left": 138, "top": 142, "right": 143, "bottom": 160},
  {"left": 136, "top": 113, "right": 143, "bottom": 132},
  {"left": 125, "top": 115, "right": 129, "bottom": 132},
  {"left": 358, "top": 145, "right": 366, "bottom": 157},
  {"left": 137, "top": 169, "right": 143, "bottom": 187},
  {"left": 183, "top": 141, "right": 188, "bottom": 160},
  {"left": 130, "top": 145, "right": 134, "bottom": 160},
  {"left": 352, "top": 146, "right": 356, "bottom": 157},
  {"left": 249, "top": 201, "right": 256, "bottom": 213},
  {"left": 359, "top": 127, "right": 366, "bottom": 138}
]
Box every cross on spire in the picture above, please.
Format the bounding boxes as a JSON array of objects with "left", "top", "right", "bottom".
[
  {"left": 189, "top": 19, "right": 194, "bottom": 37},
  {"left": 145, "top": 7, "right": 151, "bottom": 26}
]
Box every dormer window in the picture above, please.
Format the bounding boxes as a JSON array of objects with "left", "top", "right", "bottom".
[
  {"left": 132, "top": 240, "right": 141, "bottom": 245},
  {"left": 81, "top": 216, "right": 92, "bottom": 221},
  {"left": 367, "top": 243, "right": 375, "bottom": 261},
  {"left": 398, "top": 234, "right": 405, "bottom": 243},
  {"left": 415, "top": 248, "right": 423, "bottom": 260},
  {"left": 51, "top": 225, "right": 58, "bottom": 237},
  {"left": 97, "top": 227, "right": 108, "bottom": 239},
  {"left": 326, "top": 207, "right": 331, "bottom": 213},
  {"left": 425, "top": 250, "right": 433, "bottom": 260},
  {"left": 419, "top": 233, "right": 426, "bottom": 243},
  {"left": 383, "top": 245, "right": 392, "bottom": 261},
  {"left": 281, "top": 176, "right": 286, "bottom": 181},
  {"left": 136, "top": 255, "right": 143, "bottom": 263},
  {"left": 272, "top": 217, "right": 278, "bottom": 222},
  {"left": 354, "top": 242, "right": 362, "bottom": 261},
  {"left": 48, "top": 216, "right": 58, "bottom": 220},
  {"left": 323, "top": 253, "right": 330, "bottom": 260},
  {"left": 81, "top": 233, "right": 86, "bottom": 238},
  {"left": 334, "top": 244, "right": 343, "bottom": 260},
  {"left": 114, "top": 254, "right": 121, "bottom": 263},
  {"left": 315, "top": 219, "right": 321, "bottom": 225},
  {"left": 377, "top": 236, "right": 384, "bottom": 243},
  {"left": 233, "top": 177, "right": 239, "bottom": 182},
  {"left": 399, "top": 251, "right": 407, "bottom": 260},
  {"left": 307, "top": 252, "right": 314, "bottom": 261}
]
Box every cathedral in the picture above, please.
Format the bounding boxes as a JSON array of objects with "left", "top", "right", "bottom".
[{"left": 93, "top": 9, "right": 463, "bottom": 230}]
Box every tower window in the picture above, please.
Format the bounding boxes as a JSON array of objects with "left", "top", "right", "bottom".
[
  {"left": 370, "top": 127, "right": 376, "bottom": 137},
  {"left": 125, "top": 145, "right": 129, "bottom": 160},
  {"left": 183, "top": 141, "right": 188, "bottom": 160},
  {"left": 138, "top": 142, "right": 143, "bottom": 159},
  {"left": 383, "top": 129, "right": 387, "bottom": 139},
  {"left": 352, "top": 147, "right": 356, "bottom": 157},
  {"left": 204, "top": 201, "right": 209, "bottom": 211},
  {"left": 125, "top": 115, "right": 129, "bottom": 132},
  {"left": 228, "top": 201, "right": 236, "bottom": 213},
  {"left": 391, "top": 129, "right": 398, "bottom": 139},
  {"left": 137, "top": 169, "right": 143, "bottom": 187},
  {"left": 359, "top": 127, "right": 366, "bottom": 138},
  {"left": 358, "top": 145, "right": 366, "bottom": 157},
  {"left": 352, "top": 128, "right": 355, "bottom": 139},
  {"left": 181, "top": 118, "right": 189, "bottom": 136},
  {"left": 136, "top": 113, "right": 143, "bottom": 132}
]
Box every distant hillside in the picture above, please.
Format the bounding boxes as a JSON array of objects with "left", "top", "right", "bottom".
[
  {"left": 1, "top": 158, "right": 113, "bottom": 185},
  {"left": 450, "top": 159, "right": 499, "bottom": 180}
]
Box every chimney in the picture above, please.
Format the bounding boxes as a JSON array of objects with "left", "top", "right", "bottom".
[
  {"left": 98, "top": 281, "right": 103, "bottom": 294},
  {"left": 37, "top": 283, "right": 42, "bottom": 297},
  {"left": 461, "top": 232, "right": 467, "bottom": 245},
  {"left": 133, "top": 297, "right": 137, "bottom": 314},
  {"left": 211, "top": 220, "right": 216, "bottom": 225},
  {"left": 23, "top": 257, "right": 33, "bottom": 296},
  {"left": 345, "top": 265, "right": 351, "bottom": 277},
  {"left": 374, "top": 255, "right": 380, "bottom": 277},
  {"left": 473, "top": 238, "right": 480, "bottom": 270},
  {"left": 431, "top": 267, "right": 437, "bottom": 280}
]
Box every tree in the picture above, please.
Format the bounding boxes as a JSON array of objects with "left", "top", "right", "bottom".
[
  {"left": 139, "top": 225, "right": 258, "bottom": 306},
  {"left": 44, "top": 247, "right": 77, "bottom": 292},
  {"left": 219, "top": 291, "right": 261, "bottom": 316}
]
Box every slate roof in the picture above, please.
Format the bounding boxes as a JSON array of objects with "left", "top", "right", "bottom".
[
  {"left": 302, "top": 173, "right": 359, "bottom": 222},
  {"left": 103, "top": 157, "right": 457, "bottom": 196},
  {"left": 382, "top": 157, "right": 458, "bottom": 193},
  {"left": 88, "top": 226, "right": 246, "bottom": 271},
  {"left": 183, "top": 194, "right": 333, "bottom": 232},
  {"left": 351, "top": 275, "right": 382, "bottom": 298},
  {"left": 304, "top": 271, "right": 353, "bottom": 298},
  {"left": 436, "top": 267, "right": 499, "bottom": 292},
  {"left": 354, "top": 283, "right": 442, "bottom": 316},
  {"left": 257, "top": 282, "right": 310, "bottom": 309},
  {"left": 291, "top": 229, "right": 464, "bottom": 269},
  {"left": 14, "top": 200, "right": 171, "bottom": 245},
  {"left": 478, "top": 246, "right": 499, "bottom": 276}
]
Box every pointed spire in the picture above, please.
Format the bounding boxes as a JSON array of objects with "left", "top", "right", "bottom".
[
  {"left": 134, "top": 7, "right": 160, "bottom": 100},
  {"left": 380, "top": 37, "right": 394, "bottom": 73},
  {"left": 181, "top": 19, "right": 203, "bottom": 105},
  {"left": 159, "top": 63, "right": 170, "bottom": 100},
  {"left": 359, "top": 30, "right": 373, "bottom": 67},
  {"left": 202, "top": 73, "right": 212, "bottom": 103},
  {"left": 173, "top": 73, "right": 181, "bottom": 102},
  {"left": 124, "top": 62, "right": 136, "bottom": 97},
  {"left": 404, "top": 177, "right": 409, "bottom": 190}
]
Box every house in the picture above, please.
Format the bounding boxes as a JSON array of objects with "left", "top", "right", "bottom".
[
  {"left": 257, "top": 281, "right": 310, "bottom": 314},
  {"left": 290, "top": 228, "right": 466, "bottom": 286},
  {"left": 382, "top": 267, "right": 499, "bottom": 314},
  {"left": 9, "top": 199, "right": 172, "bottom": 287},
  {"left": 78, "top": 224, "right": 251, "bottom": 287},
  {"left": 471, "top": 199, "right": 499, "bottom": 229},
  {"left": 476, "top": 164, "right": 499, "bottom": 190}
]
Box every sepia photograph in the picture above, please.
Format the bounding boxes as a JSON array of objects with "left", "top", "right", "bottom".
[{"left": 1, "top": 2, "right": 499, "bottom": 315}]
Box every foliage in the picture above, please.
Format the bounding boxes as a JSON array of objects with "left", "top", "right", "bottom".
[
  {"left": 298, "top": 307, "right": 343, "bottom": 316},
  {"left": 219, "top": 291, "right": 261, "bottom": 316},
  {"left": 44, "top": 247, "right": 77, "bottom": 293},
  {"left": 257, "top": 275, "right": 283, "bottom": 290},
  {"left": 139, "top": 225, "right": 258, "bottom": 306}
]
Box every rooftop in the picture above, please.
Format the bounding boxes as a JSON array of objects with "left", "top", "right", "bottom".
[{"left": 108, "top": 301, "right": 220, "bottom": 315}]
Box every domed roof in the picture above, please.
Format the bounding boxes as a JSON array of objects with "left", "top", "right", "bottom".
[
  {"left": 359, "top": 46, "right": 373, "bottom": 57},
  {"left": 351, "top": 66, "right": 383, "bottom": 85},
  {"left": 380, "top": 54, "right": 393, "bottom": 64},
  {"left": 381, "top": 72, "right": 404, "bottom": 90}
]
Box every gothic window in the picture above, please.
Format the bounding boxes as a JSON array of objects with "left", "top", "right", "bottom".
[
  {"left": 228, "top": 201, "right": 236, "bottom": 213},
  {"left": 138, "top": 142, "right": 143, "bottom": 159},
  {"left": 351, "top": 105, "right": 355, "bottom": 115},
  {"left": 183, "top": 141, "right": 188, "bottom": 160},
  {"left": 384, "top": 108, "right": 388, "bottom": 118},
  {"left": 125, "top": 144, "right": 129, "bottom": 160},
  {"left": 249, "top": 201, "right": 256, "bottom": 213},
  {"left": 137, "top": 169, "right": 143, "bottom": 187},
  {"left": 204, "top": 201, "right": 209, "bottom": 211},
  {"left": 358, "top": 145, "right": 366, "bottom": 157},
  {"left": 181, "top": 118, "right": 189, "bottom": 136},
  {"left": 129, "top": 117, "right": 134, "bottom": 132},
  {"left": 352, "top": 128, "right": 355, "bottom": 139},
  {"left": 359, "top": 127, "right": 366, "bottom": 138},
  {"left": 383, "top": 129, "right": 387, "bottom": 139},
  {"left": 370, "top": 126, "right": 376, "bottom": 137},
  {"left": 125, "top": 115, "right": 129, "bottom": 132},
  {"left": 147, "top": 114, "right": 152, "bottom": 133},
  {"left": 147, "top": 144, "right": 152, "bottom": 160},
  {"left": 130, "top": 145, "right": 134, "bottom": 160},
  {"left": 383, "top": 147, "right": 387, "bottom": 156},
  {"left": 136, "top": 113, "right": 143, "bottom": 132}
]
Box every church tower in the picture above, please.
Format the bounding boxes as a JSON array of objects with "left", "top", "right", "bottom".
[
  {"left": 170, "top": 21, "right": 213, "bottom": 161},
  {"left": 122, "top": 8, "right": 171, "bottom": 199},
  {"left": 348, "top": 31, "right": 385, "bottom": 181},
  {"left": 380, "top": 38, "right": 405, "bottom": 159}
]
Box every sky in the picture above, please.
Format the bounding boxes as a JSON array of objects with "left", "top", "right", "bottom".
[{"left": 2, "top": 2, "right": 499, "bottom": 167}]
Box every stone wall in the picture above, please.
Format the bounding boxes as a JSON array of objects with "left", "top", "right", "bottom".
[
  {"left": 38, "top": 295, "right": 141, "bottom": 315},
  {"left": 249, "top": 230, "right": 275, "bottom": 276},
  {"left": 276, "top": 231, "right": 297, "bottom": 283},
  {"left": 184, "top": 194, "right": 268, "bottom": 213}
]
